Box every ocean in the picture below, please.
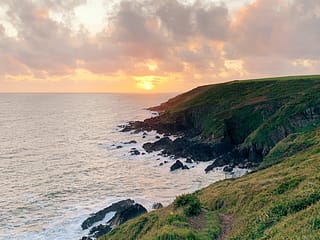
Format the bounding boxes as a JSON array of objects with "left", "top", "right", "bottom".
[{"left": 0, "top": 93, "right": 226, "bottom": 240}]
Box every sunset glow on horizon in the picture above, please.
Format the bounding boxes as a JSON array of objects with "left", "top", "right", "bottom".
[{"left": 1, "top": 0, "right": 320, "bottom": 93}]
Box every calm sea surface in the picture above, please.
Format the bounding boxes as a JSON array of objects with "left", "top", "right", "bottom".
[{"left": 0, "top": 93, "right": 226, "bottom": 240}]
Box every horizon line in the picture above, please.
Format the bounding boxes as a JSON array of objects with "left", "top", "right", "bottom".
[{"left": 0, "top": 91, "right": 180, "bottom": 94}]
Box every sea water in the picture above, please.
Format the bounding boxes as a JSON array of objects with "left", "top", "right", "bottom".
[{"left": 0, "top": 93, "right": 226, "bottom": 240}]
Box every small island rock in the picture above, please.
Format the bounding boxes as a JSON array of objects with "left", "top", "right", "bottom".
[{"left": 170, "top": 160, "right": 184, "bottom": 171}]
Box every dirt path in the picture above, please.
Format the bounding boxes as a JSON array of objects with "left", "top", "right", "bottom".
[
  {"left": 188, "top": 210, "right": 207, "bottom": 231},
  {"left": 217, "top": 214, "right": 234, "bottom": 240}
]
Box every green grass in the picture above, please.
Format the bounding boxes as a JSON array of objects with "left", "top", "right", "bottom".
[
  {"left": 155, "top": 75, "right": 320, "bottom": 163},
  {"left": 100, "top": 127, "right": 320, "bottom": 239},
  {"left": 99, "top": 76, "right": 320, "bottom": 240},
  {"left": 173, "top": 194, "right": 202, "bottom": 217}
]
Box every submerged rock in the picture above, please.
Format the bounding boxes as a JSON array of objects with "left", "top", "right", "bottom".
[
  {"left": 130, "top": 149, "right": 141, "bottom": 155},
  {"left": 80, "top": 237, "right": 93, "bottom": 240},
  {"left": 223, "top": 165, "right": 234, "bottom": 173},
  {"left": 123, "top": 140, "right": 137, "bottom": 144}
]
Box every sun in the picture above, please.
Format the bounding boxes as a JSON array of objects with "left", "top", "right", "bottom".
[
  {"left": 143, "top": 82, "right": 154, "bottom": 91},
  {"left": 136, "top": 77, "right": 155, "bottom": 91}
]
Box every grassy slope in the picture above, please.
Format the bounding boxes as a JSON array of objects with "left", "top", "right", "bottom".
[
  {"left": 158, "top": 76, "right": 320, "bottom": 144},
  {"left": 100, "top": 128, "right": 320, "bottom": 240},
  {"left": 100, "top": 76, "right": 320, "bottom": 240}
]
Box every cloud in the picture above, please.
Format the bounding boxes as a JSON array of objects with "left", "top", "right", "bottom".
[
  {"left": 157, "top": 0, "right": 193, "bottom": 39},
  {"left": 194, "top": 3, "right": 229, "bottom": 41},
  {"left": 0, "top": 0, "right": 320, "bottom": 92},
  {"left": 2, "top": 0, "right": 79, "bottom": 75},
  {"left": 226, "top": 0, "right": 320, "bottom": 59}
]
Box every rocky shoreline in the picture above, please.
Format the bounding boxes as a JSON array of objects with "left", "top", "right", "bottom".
[
  {"left": 81, "top": 77, "right": 320, "bottom": 240},
  {"left": 121, "top": 117, "right": 259, "bottom": 174},
  {"left": 79, "top": 116, "right": 251, "bottom": 239}
]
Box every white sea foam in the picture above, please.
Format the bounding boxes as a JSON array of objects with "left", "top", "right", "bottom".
[{"left": 0, "top": 93, "right": 230, "bottom": 240}]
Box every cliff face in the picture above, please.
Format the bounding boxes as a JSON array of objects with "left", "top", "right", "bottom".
[
  {"left": 101, "top": 76, "right": 320, "bottom": 240},
  {"left": 143, "top": 76, "right": 320, "bottom": 166}
]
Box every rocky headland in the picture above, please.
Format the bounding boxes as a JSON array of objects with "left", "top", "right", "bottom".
[
  {"left": 121, "top": 77, "right": 320, "bottom": 174},
  {"left": 93, "top": 76, "right": 320, "bottom": 240}
]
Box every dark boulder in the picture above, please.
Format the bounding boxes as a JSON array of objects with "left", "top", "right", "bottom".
[
  {"left": 143, "top": 137, "right": 172, "bottom": 153},
  {"left": 81, "top": 199, "right": 134, "bottom": 230},
  {"left": 204, "top": 163, "right": 215, "bottom": 173},
  {"left": 143, "top": 136, "right": 232, "bottom": 162},
  {"left": 186, "top": 157, "right": 193, "bottom": 163},
  {"left": 205, "top": 150, "right": 247, "bottom": 173},
  {"left": 89, "top": 224, "right": 112, "bottom": 238},
  {"left": 223, "top": 165, "right": 233, "bottom": 172},
  {"left": 152, "top": 202, "right": 163, "bottom": 209},
  {"left": 107, "top": 203, "right": 147, "bottom": 227},
  {"left": 81, "top": 199, "right": 147, "bottom": 239},
  {"left": 130, "top": 149, "right": 140, "bottom": 155},
  {"left": 182, "top": 165, "right": 190, "bottom": 170},
  {"left": 123, "top": 140, "right": 137, "bottom": 144},
  {"left": 170, "top": 160, "right": 184, "bottom": 171}
]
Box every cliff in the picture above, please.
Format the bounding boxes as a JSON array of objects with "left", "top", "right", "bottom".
[
  {"left": 128, "top": 75, "right": 320, "bottom": 168},
  {"left": 100, "top": 75, "right": 320, "bottom": 240}
]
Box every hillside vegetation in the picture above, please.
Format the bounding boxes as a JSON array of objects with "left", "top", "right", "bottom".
[
  {"left": 100, "top": 76, "right": 320, "bottom": 240},
  {"left": 146, "top": 75, "right": 320, "bottom": 165}
]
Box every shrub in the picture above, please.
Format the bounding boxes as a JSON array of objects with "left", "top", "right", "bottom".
[
  {"left": 288, "top": 192, "right": 320, "bottom": 214},
  {"left": 173, "top": 194, "right": 202, "bottom": 217},
  {"left": 310, "top": 218, "right": 320, "bottom": 230},
  {"left": 274, "top": 177, "right": 304, "bottom": 194},
  {"left": 270, "top": 204, "right": 288, "bottom": 217},
  {"left": 174, "top": 194, "right": 196, "bottom": 207},
  {"left": 184, "top": 199, "right": 201, "bottom": 217}
]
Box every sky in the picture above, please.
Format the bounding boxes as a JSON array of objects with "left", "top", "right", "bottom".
[{"left": 0, "top": 0, "right": 319, "bottom": 93}]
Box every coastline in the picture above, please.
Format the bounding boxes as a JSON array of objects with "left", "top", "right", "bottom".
[{"left": 95, "top": 77, "right": 320, "bottom": 240}]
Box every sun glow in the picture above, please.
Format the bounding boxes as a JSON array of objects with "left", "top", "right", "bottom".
[
  {"left": 140, "top": 81, "right": 154, "bottom": 91},
  {"left": 135, "top": 76, "right": 156, "bottom": 91}
]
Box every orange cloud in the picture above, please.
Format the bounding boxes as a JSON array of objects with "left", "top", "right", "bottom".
[{"left": 1, "top": 0, "right": 320, "bottom": 93}]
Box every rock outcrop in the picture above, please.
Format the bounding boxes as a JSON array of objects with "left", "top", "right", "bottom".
[
  {"left": 120, "top": 78, "right": 320, "bottom": 172},
  {"left": 170, "top": 160, "right": 184, "bottom": 171},
  {"left": 81, "top": 199, "right": 147, "bottom": 239}
]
